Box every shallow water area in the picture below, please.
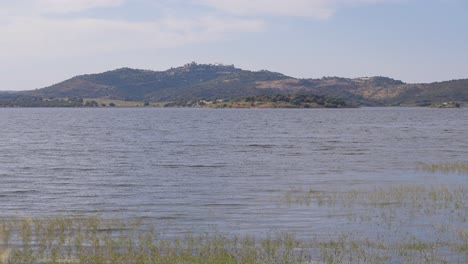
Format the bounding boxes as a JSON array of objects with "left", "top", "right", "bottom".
[{"left": 0, "top": 107, "right": 467, "bottom": 242}]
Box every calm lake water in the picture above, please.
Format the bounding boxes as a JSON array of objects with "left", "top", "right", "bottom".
[{"left": 1, "top": 107, "right": 467, "bottom": 239}]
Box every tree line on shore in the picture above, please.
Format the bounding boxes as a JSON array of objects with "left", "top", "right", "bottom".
[
  {"left": 0, "top": 97, "right": 115, "bottom": 107},
  {"left": 163, "top": 94, "right": 348, "bottom": 108},
  {"left": 0, "top": 94, "right": 348, "bottom": 108}
]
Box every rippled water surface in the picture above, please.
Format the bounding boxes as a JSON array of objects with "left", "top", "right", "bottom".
[{"left": 1, "top": 107, "right": 467, "bottom": 238}]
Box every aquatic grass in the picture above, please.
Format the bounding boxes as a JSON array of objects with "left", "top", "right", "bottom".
[
  {"left": 456, "top": 229, "right": 468, "bottom": 252},
  {"left": 0, "top": 217, "right": 314, "bottom": 264},
  {"left": 315, "top": 235, "right": 392, "bottom": 264},
  {"left": 419, "top": 161, "right": 468, "bottom": 174},
  {"left": 281, "top": 185, "right": 467, "bottom": 212},
  {"left": 0, "top": 216, "right": 467, "bottom": 263},
  {"left": 312, "top": 235, "right": 459, "bottom": 264},
  {"left": 0, "top": 184, "right": 466, "bottom": 263},
  {"left": 279, "top": 184, "right": 467, "bottom": 263}
]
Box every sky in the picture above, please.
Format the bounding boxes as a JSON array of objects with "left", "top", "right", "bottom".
[{"left": 1, "top": 0, "right": 467, "bottom": 91}]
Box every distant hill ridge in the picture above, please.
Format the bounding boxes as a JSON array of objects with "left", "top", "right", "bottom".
[{"left": 17, "top": 62, "right": 468, "bottom": 106}]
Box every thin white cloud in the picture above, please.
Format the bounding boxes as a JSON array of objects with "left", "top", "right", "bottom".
[
  {"left": 0, "top": 0, "right": 400, "bottom": 61},
  {"left": 197, "top": 0, "right": 400, "bottom": 19},
  {"left": 0, "top": 15, "right": 264, "bottom": 60},
  {"left": 37, "top": 0, "right": 124, "bottom": 14},
  {"left": 198, "top": 0, "right": 334, "bottom": 19},
  {"left": 0, "top": 0, "right": 265, "bottom": 60},
  {"left": 0, "top": 0, "right": 124, "bottom": 16}
]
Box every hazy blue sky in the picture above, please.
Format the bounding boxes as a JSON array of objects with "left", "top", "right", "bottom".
[{"left": 1, "top": 0, "right": 467, "bottom": 90}]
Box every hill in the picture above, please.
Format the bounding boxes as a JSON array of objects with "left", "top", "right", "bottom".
[
  {"left": 21, "top": 63, "right": 288, "bottom": 102},
  {"left": 0, "top": 91, "right": 18, "bottom": 99},
  {"left": 16, "top": 63, "right": 468, "bottom": 106}
]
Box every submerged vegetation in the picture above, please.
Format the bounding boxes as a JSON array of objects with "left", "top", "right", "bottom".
[
  {"left": 279, "top": 184, "right": 467, "bottom": 263},
  {"left": 1, "top": 162, "right": 466, "bottom": 263},
  {"left": 0, "top": 217, "right": 311, "bottom": 264},
  {"left": 282, "top": 185, "right": 467, "bottom": 210},
  {"left": 1, "top": 182, "right": 466, "bottom": 263},
  {"left": 0, "top": 214, "right": 466, "bottom": 264},
  {"left": 419, "top": 161, "right": 468, "bottom": 174}
]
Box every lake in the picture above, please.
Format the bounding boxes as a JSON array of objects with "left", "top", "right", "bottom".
[{"left": 0, "top": 107, "right": 467, "bottom": 240}]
